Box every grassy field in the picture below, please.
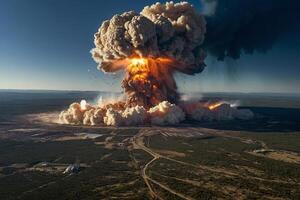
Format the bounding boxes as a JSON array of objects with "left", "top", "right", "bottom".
[
  {"left": 146, "top": 131, "right": 300, "bottom": 199},
  {"left": 1, "top": 91, "right": 300, "bottom": 199},
  {"left": 0, "top": 128, "right": 151, "bottom": 200}
]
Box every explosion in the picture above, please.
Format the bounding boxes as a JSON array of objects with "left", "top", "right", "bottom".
[
  {"left": 80, "top": 100, "right": 88, "bottom": 111},
  {"left": 208, "top": 102, "right": 223, "bottom": 110},
  {"left": 91, "top": 1, "right": 206, "bottom": 108},
  {"left": 59, "top": 1, "right": 254, "bottom": 126},
  {"left": 181, "top": 101, "right": 254, "bottom": 122},
  {"left": 124, "top": 56, "right": 177, "bottom": 108}
]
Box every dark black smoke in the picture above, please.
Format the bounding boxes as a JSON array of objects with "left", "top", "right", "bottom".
[{"left": 202, "top": 0, "right": 300, "bottom": 60}]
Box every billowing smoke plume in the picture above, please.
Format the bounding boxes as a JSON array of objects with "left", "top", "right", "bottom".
[
  {"left": 59, "top": 100, "right": 185, "bottom": 126},
  {"left": 58, "top": 1, "right": 256, "bottom": 127},
  {"left": 202, "top": 0, "right": 300, "bottom": 60},
  {"left": 91, "top": 1, "right": 206, "bottom": 107},
  {"left": 59, "top": 99, "right": 253, "bottom": 126},
  {"left": 148, "top": 101, "right": 185, "bottom": 125}
]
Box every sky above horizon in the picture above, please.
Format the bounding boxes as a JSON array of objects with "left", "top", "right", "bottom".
[{"left": 0, "top": 0, "right": 299, "bottom": 94}]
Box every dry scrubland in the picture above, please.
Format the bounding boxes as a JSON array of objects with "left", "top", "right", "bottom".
[
  {"left": 1, "top": 91, "right": 300, "bottom": 199},
  {"left": 0, "top": 123, "right": 300, "bottom": 199}
]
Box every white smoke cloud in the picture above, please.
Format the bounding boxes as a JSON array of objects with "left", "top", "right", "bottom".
[
  {"left": 59, "top": 103, "right": 84, "bottom": 125},
  {"left": 122, "top": 106, "right": 147, "bottom": 126},
  {"left": 148, "top": 101, "right": 185, "bottom": 125},
  {"left": 103, "top": 106, "right": 147, "bottom": 126},
  {"left": 59, "top": 100, "right": 186, "bottom": 126},
  {"left": 83, "top": 108, "right": 106, "bottom": 126},
  {"left": 103, "top": 108, "right": 123, "bottom": 126},
  {"left": 59, "top": 100, "right": 253, "bottom": 126}
]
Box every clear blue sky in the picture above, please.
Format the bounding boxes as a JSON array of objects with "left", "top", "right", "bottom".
[{"left": 0, "top": 0, "right": 299, "bottom": 93}]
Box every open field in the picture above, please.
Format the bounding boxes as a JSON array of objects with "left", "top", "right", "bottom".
[
  {"left": 0, "top": 91, "right": 300, "bottom": 199},
  {"left": 1, "top": 123, "right": 299, "bottom": 199}
]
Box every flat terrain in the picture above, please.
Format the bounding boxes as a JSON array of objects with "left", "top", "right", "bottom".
[
  {"left": 0, "top": 91, "right": 300, "bottom": 199},
  {"left": 1, "top": 124, "right": 300, "bottom": 200}
]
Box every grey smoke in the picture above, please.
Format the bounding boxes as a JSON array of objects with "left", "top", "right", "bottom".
[
  {"left": 91, "top": 2, "right": 207, "bottom": 73},
  {"left": 202, "top": 0, "right": 300, "bottom": 60}
]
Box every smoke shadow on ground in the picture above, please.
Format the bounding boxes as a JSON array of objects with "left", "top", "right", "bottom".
[{"left": 190, "top": 107, "right": 300, "bottom": 133}]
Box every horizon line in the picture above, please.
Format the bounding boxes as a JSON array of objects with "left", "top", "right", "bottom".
[{"left": 1, "top": 88, "right": 300, "bottom": 96}]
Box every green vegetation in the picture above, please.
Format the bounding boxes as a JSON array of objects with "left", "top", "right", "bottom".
[
  {"left": 239, "top": 132, "right": 300, "bottom": 152},
  {"left": 1, "top": 126, "right": 299, "bottom": 199},
  {"left": 0, "top": 140, "right": 110, "bottom": 165},
  {"left": 0, "top": 129, "right": 151, "bottom": 200},
  {"left": 146, "top": 132, "right": 300, "bottom": 199}
]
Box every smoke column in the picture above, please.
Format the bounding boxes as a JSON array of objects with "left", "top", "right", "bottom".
[
  {"left": 91, "top": 1, "right": 206, "bottom": 108},
  {"left": 59, "top": 1, "right": 254, "bottom": 126}
]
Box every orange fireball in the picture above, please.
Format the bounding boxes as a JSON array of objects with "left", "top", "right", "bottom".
[
  {"left": 122, "top": 56, "right": 177, "bottom": 108},
  {"left": 208, "top": 102, "right": 223, "bottom": 110}
]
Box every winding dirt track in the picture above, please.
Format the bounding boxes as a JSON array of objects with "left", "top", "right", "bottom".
[
  {"left": 131, "top": 128, "right": 297, "bottom": 199},
  {"left": 132, "top": 131, "right": 194, "bottom": 200}
]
